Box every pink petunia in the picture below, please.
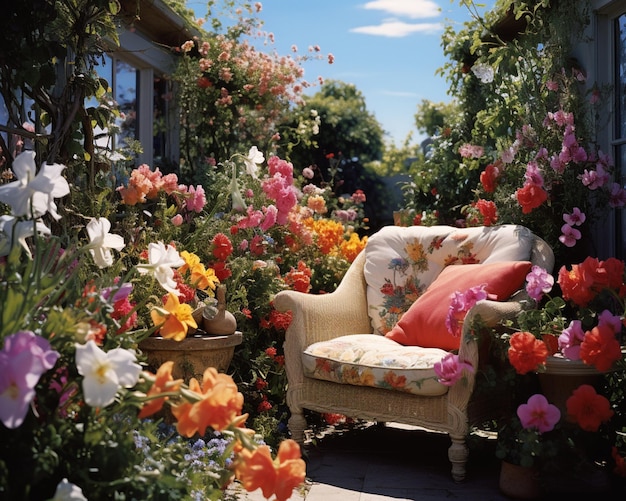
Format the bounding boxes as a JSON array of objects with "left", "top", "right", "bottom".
[
  {"left": 517, "top": 394, "right": 561, "bottom": 433},
  {"left": 445, "top": 285, "right": 487, "bottom": 337},
  {"left": 563, "top": 207, "right": 586, "bottom": 227},
  {"left": 558, "top": 320, "right": 585, "bottom": 360},
  {"left": 434, "top": 353, "right": 474, "bottom": 386},
  {"left": 559, "top": 223, "right": 581, "bottom": 247},
  {"left": 525, "top": 265, "right": 554, "bottom": 302}
]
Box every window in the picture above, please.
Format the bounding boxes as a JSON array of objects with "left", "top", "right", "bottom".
[{"left": 615, "top": 12, "right": 626, "bottom": 259}]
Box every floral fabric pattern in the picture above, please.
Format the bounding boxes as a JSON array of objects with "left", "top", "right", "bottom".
[
  {"left": 302, "top": 334, "right": 449, "bottom": 396},
  {"left": 363, "top": 225, "right": 534, "bottom": 335}
]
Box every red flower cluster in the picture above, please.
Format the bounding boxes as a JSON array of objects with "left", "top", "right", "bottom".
[
  {"left": 508, "top": 331, "right": 548, "bottom": 374},
  {"left": 515, "top": 182, "right": 548, "bottom": 214},
  {"left": 212, "top": 232, "right": 234, "bottom": 261},
  {"left": 480, "top": 161, "right": 501, "bottom": 193},
  {"left": 558, "top": 256, "right": 625, "bottom": 307},
  {"left": 283, "top": 261, "right": 312, "bottom": 293}
]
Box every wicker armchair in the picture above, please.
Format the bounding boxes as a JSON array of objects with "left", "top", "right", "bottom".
[{"left": 273, "top": 224, "right": 554, "bottom": 482}]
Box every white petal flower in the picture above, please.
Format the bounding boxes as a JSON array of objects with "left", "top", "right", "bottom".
[
  {"left": 243, "top": 146, "right": 264, "bottom": 179},
  {"left": 471, "top": 62, "right": 495, "bottom": 84},
  {"left": 0, "top": 214, "right": 51, "bottom": 257},
  {"left": 75, "top": 340, "right": 141, "bottom": 408},
  {"left": 136, "top": 241, "right": 185, "bottom": 294},
  {"left": 0, "top": 151, "right": 70, "bottom": 220},
  {"left": 51, "top": 478, "right": 87, "bottom": 501},
  {"left": 85, "top": 217, "right": 125, "bottom": 268}
]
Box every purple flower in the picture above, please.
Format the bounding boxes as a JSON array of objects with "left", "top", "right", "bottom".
[
  {"left": 598, "top": 309, "right": 622, "bottom": 334},
  {"left": 525, "top": 265, "right": 554, "bottom": 302},
  {"left": 445, "top": 285, "right": 487, "bottom": 337},
  {"left": 0, "top": 331, "right": 59, "bottom": 428},
  {"left": 559, "top": 223, "right": 581, "bottom": 247},
  {"left": 101, "top": 281, "right": 133, "bottom": 303},
  {"left": 434, "top": 353, "right": 474, "bottom": 386},
  {"left": 558, "top": 320, "right": 585, "bottom": 360}
]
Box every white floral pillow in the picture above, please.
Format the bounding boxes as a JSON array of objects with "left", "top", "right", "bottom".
[{"left": 363, "top": 225, "right": 534, "bottom": 334}]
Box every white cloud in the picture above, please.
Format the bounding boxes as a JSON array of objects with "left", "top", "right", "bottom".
[
  {"left": 362, "top": 0, "right": 441, "bottom": 19},
  {"left": 350, "top": 20, "right": 442, "bottom": 37}
]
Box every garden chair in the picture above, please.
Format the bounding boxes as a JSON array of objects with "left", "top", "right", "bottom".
[{"left": 273, "top": 224, "right": 554, "bottom": 482}]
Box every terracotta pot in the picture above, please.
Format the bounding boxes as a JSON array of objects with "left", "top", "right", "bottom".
[
  {"left": 139, "top": 332, "right": 243, "bottom": 381},
  {"left": 537, "top": 355, "right": 603, "bottom": 418},
  {"left": 499, "top": 461, "right": 541, "bottom": 499}
]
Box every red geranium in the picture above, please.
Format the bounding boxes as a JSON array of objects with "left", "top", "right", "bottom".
[
  {"left": 480, "top": 161, "right": 501, "bottom": 193},
  {"left": 211, "top": 233, "right": 233, "bottom": 261},
  {"left": 515, "top": 183, "right": 548, "bottom": 214},
  {"left": 566, "top": 384, "right": 614, "bottom": 432},
  {"left": 557, "top": 260, "right": 595, "bottom": 307},
  {"left": 507, "top": 331, "right": 548, "bottom": 374},
  {"left": 579, "top": 324, "right": 622, "bottom": 372},
  {"left": 476, "top": 199, "right": 498, "bottom": 226}
]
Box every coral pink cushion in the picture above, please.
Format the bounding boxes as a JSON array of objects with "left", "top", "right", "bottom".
[{"left": 385, "top": 261, "right": 532, "bottom": 350}]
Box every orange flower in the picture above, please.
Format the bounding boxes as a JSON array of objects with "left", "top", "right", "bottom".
[
  {"left": 235, "top": 439, "right": 306, "bottom": 501},
  {"left": 557, "top": 261, "right": 595, "bottom": 307},
  {"left": 580, "top": 324, "right": 622, "bottom": 372},
  {"left": 383, "top": 371, "right": 407, "bottom": 390},
  {"left": 138, "top": 361, "right": 182, "bottom": 419},
  {"left": 150, "top": 292, "right": 197, "bottom": 341},
  {"left": 171, "top": 368, "right": 244, "bottom": 437},
  {"left": 566, "top": 384, "right": 613, "bottom": 432},
  {"left": 507, "top": 331, "right": 548, "bottom": 374}
]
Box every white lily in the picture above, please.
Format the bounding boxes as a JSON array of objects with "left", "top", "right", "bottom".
[
  {"left": 243, "top": 145, "right": 264, "bottom": 179},
  {"left": 85, "top": 217, "right": 125, "bottom": 268},
  {"left": 136, "top": 241, "right": 185, "bottom": 294},
  {"left": 0, "top": 151, "right": 70, "bottom": 220},
  {"left": 75, "top": 340, "right": 141, "bottom": 408},
  {"left": 0, "top": 215, "right": 51, "bottom": 257}
]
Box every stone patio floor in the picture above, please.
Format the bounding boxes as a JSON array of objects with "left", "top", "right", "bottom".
[{"left": 227, "top": 421, "right": 624, "bottom": 501}]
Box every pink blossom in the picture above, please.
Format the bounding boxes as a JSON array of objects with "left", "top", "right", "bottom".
[
  {"left": 558, "top": 320, "right": 585, "bottom": 360},
  {"left": 559, "top": 223, "right": 581, "bottom": 247},
  {"left": 302, "top": 167, "right": 314, "bottom": 179},
  {"left": 609, "top": 182, "right": 626, "bottom": 208},
  {"left": 0, "top": 331, "right": 59, "bottom": 428},
  {"left": 171, "top": 214, "right": 184, "bottom": 226},
  {"left": 517, "top": 394, "right": 561, "bottom": 433},
  {"left": 433, "top": 353, "right": 474, "bottom": 386},
  {"left": 524, "top": 161, "right": 544, "bottom": 186},
  {"left": 185, "top": 185, "right": 206, "bottom": 213},
  {"left": 458, "top": 143, "right": 484, "bottom": 159},
  {"left": 161, "top": 173, "right": 179, "bottom": 194},
  {"left": 598, "top": 309, "right": 622, "bottom": 334},
  {"left": 525, "top": 265, "right": 554, "bottom": 302},
  {"left": 579, "top": 164, "right": 610, "bottom": 190},
  {"left": 260, "top": 204, "right": 278, "bottom": 231},
  {"left": 563, "top": 207, "right": 586, "bottom": 226},
  {"left": 238, "top": 206, "right": 264, "bottom": 229},
  {"left": 546, "top": 80, "right": 559, "bottom": 91},
  {"left": 445, "top": 285, "right": 488, "bottom": 337}
]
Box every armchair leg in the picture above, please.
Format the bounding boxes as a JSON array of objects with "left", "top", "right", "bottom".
[
  {"left": 288, "top": 411, "right": 308, "bottom": 445},
  {"left": 448, "top": 434, "right": 468, "bottom": 483}
]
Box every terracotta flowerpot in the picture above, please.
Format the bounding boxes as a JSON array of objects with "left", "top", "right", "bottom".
[
  {"left": 537, "top": 355, "right": 603, "bottom": 418},
  {"left": 499, "top": 461, "right": 541, "bottom": 499},
  {"left": 139, "top": 332, "right": 243, "bottom": 381}
]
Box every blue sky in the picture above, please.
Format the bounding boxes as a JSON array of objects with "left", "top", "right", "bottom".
[{"left": 188, "top": 0, "right": 493, "bottom": 145}]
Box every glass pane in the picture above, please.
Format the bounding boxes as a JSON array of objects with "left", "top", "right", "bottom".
[
  {"left": 153, "top": 75, "right": 168, "bottom": 168},
  {"left": 617, "top": 14, "right": 626, "bottom": 138},
  {"left": 115, "top": 59, "right": 138, "bottom": 148}
]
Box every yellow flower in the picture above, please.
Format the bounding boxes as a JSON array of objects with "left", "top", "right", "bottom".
[
  {"left": 179, "top": 250, "right": 201, "bottom": 274},
  {"left": 150, "top": 292, "right": 197, "bottom": 341},
  {"left": 340, "top": 232, "right": 367, "bottom": 262},
  {"left": 191, "top": 263, "right": 220, "bottom": 291}
]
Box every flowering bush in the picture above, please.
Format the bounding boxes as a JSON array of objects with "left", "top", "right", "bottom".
[
  {"left": 475, "top": 259, "right": 626, "bottom": 483},
  {"left": 0, "top": 151, "right": 309, "bottom": 500}
]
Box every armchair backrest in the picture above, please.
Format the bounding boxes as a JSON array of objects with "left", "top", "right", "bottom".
[{"left": 363, "top": 225, "right": 540, "bottom": 335}]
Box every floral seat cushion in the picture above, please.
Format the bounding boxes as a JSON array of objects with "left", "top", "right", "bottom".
[
  {"left": 364, "top": 224, "right": 534, "bottom": 335},
  {"left": 302, "top": 334, "right": 449, "bottom": 396}
]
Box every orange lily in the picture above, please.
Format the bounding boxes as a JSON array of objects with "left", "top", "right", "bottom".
[
  {"left": 234, "top": 439, "right": 306, "bottom": 501},
  {"left": 138, "top": 361, "right": 182, "bottom": 419}
]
